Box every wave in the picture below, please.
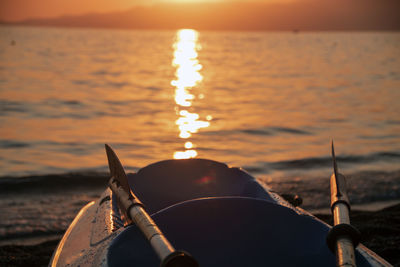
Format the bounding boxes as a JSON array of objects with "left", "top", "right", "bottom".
[
  {"left": 0, "top": 229, "right": 64, "bottom": 242},
  {"left": 0, "top": 168, "right": 398, "bottom": 212},
  {"left": 0, "top": 172, "right": 109, "bottom": 193},
  {"left": 266, "top": 169, "right": 400, "bottom": 209},
  {"left": 0, "top": 100, "right": 29, "bottom": 114},
  {"left": 203, "top": 126, "right": 313, "bottom": 137},
  {"left": 0, "top": 140, "right": 31, "bottom": 149},
  {"left": 0, "top": 97, "right": 162, "bottom": 119},
  {"left": 265, "top": 151, "right": 400, "bottom": 171},
  {"left": 1, "top": 150, "right": 399, "bottom": 193},
  {"left": 241, "top": 126, "right": 312, "bottom": 136}
]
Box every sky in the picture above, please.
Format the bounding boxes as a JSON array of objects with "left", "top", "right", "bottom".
[
  {"left": 0, "top": 0, "right": 398, "bottom": 30},
  {"left": 0, "top": 0, "right": 142, "bottom": 21},
  {"left": 0, "top": 0, "right": 285, "bottom": 22}
]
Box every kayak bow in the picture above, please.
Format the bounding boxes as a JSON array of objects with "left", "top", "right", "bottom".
[{"left": 49, "top": 145, "right": 392, "bottom": 267}]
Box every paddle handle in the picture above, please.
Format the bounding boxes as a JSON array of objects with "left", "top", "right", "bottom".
[
  {"left": 336, "top": 237, "right": 356, "bottom": 267},
  {"left": 328, "top": 172, "right": 360, "bottom": 267},
  {"left": 109, "top": 177, "right": 198, "bottom": 267},
  {"left": 333, "top": 203, "right": 356, "bottom": 267}
]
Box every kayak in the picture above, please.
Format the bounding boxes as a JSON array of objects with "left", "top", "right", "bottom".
[{"left": 49, "top": 148, "right": 391, "bottom": 267}]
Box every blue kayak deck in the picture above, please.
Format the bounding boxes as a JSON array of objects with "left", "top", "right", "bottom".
[
  {"left": 107, "top": 159, "right": 373, "bottom": 267},
  {"left": 108, "top": 197, "right": 374, "bottom": 267}
]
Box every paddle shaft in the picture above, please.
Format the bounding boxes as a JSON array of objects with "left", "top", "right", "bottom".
[
  {"left": 329, "top": 142, "right": 359, "bottom": 267},
  {"left": 109, "top": 177, "right": 198, "bottom": 267},
  {"left": 105, "top": 144, "right": 198, "bottom": 267},
  {"left": 332, "top": 203, "right": 356, "bottom": 267},
  {"left": 110, "top": 178, "right": 174, "bottom": 257},
  {"left": 328, "top": 172, "right": 360, "bottom": 267}
]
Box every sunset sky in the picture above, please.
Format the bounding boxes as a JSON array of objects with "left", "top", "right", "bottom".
[
  {"left": 0, "top": 0, "right": 281, "bottom": 21},
  {"left": 1, "top": 0, "right": 141, "bottom": 21},
  {"left": 1, "top": 0, "right": 399, "bottom": 30}
]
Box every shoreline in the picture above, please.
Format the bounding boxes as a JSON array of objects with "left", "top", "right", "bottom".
[
  {"left": 316, "top": 203, "right": 400, "bottom": 266},
  {"left": 1, "top": 203, "right": 399, "bottom": 267},
  {"left": 309, "top": 199, "right": 400, "bottom": 215}
]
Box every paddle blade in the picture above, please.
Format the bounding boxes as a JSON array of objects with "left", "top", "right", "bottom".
[
  {"left": 331, "top": 140, "right": 341, "bottom": 197},
  {"left": 105, "top": 144, "right": 132, "bottom": 197},
  {"left": 330, "top": 141, "right": 350, "bottom": 208}
]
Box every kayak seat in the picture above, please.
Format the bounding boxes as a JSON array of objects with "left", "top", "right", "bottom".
[
  {"left": 108, "top": 197, "right": 373, "bottom": 267},
  {"left": 126, "top": 159, "right": 273, "bottom": 214}
]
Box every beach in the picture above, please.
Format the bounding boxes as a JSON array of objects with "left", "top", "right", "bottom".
[
  {"left": 1, "top": 203, "right": 399, "bottom": 267},
  {"left": 317, "top": 204, "right": 400, "bottom": 266},
  {"left": 0, "top": 171, "right": 399, "bottom": 266}
]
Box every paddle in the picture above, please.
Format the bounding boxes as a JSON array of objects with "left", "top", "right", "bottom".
[
  {"left": 105, "top": 144, "right": 199, "bottom": 267},
  {"left": 327, "top": 141, "right": 360, "bottom": 267}
]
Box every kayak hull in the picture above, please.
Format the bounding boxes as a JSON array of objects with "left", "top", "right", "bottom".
[{"left": 49, "top": 159, "right": 391, "bottom": 267}]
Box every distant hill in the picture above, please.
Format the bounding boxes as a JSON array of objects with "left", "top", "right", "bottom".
[{"left": 2, "top": 0, "right": 400, "bottom": 31}]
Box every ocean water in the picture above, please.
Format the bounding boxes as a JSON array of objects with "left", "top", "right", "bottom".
[{"left": 0, "top": 26, "right": 399, "bottom": 244}]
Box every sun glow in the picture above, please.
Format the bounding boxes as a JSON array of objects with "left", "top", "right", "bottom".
[{"left": 172, "top": 29, "right": 210, "bottom": 159}]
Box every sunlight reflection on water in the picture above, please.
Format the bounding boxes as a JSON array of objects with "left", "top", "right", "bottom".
[
  {"left": 0, "top": 27, "right": 399, "bottom": 176},
  {"left": 172, "top": 29, "right": 211, "bottom": 159}
]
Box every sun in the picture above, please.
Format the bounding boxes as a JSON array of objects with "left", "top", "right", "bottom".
[{"left": 161, "top": 0, "right": 223, "bottom": 3}]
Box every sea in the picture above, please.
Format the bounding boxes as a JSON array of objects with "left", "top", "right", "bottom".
[{"left": 0, "top": 26, "right": 399, "bottom": 245}]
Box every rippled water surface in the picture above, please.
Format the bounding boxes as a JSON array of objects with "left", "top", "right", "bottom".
[
  {"left": 0, "top": 27, "right": 400, "bottom": 242},
  {"left": 1, "top": 26, "right": 399, "bottom": 178}
]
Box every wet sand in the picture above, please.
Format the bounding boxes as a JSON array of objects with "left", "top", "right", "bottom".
[
  {"left": 1, "top": 204, "right": 399, "bottom": 267},
  {"left": 0, "top": 239, "right": 59, "bottom": 267},
  {"left": 316, "top": 203, "right": 400, "bottom": 266}
]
